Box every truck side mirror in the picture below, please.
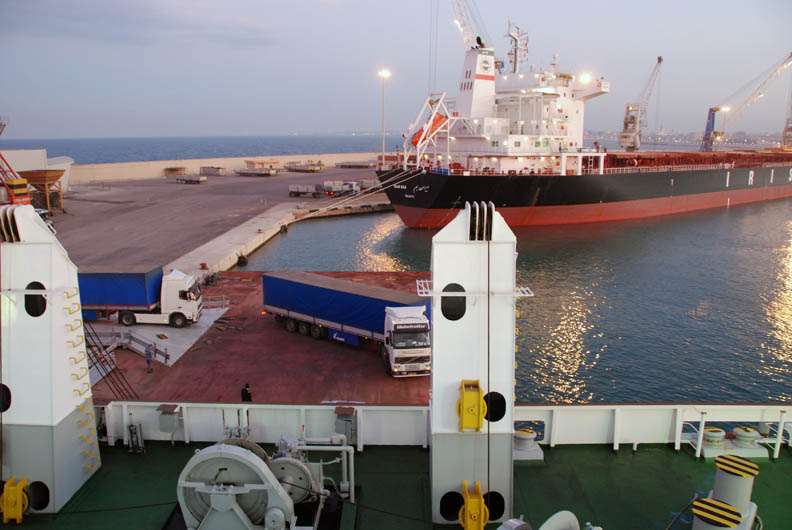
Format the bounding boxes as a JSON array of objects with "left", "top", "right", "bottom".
[{"left": 385, "top": 335, "right": 390, "bottom": 345}]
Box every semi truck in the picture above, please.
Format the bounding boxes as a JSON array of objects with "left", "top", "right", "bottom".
[
  {"left": 261, "top": 270, "right": 431, "bottom": 377},
  {"left": 78, "top": 266, "right": 202, "bottom": 328}
]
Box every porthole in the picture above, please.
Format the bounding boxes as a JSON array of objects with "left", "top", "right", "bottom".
[
  {"left": 439, "top": 490, "right": 464, "bottom": 521},
  {"left": 441, "top": 283, "right": 466, "bottom": 321},
  {"left": 28, "top": 481, "right": 50, "bottom": 510},
  {"left": 483, "top": 491, "right": 505, "bottom": 520},
  {"left": 483, "top": 392, "right": 506, "bottom": 422},
  {"left": 0, "top": 384, "right": 10, "bottom": 413},
  {"left": 24, "top": 282, "right": 46, "bottom": 317}
]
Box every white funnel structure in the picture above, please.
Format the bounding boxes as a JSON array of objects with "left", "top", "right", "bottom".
[
  {"left": 429, "top": 202, "right": 528, "bottom": 525},
  {"left": 0, "top": 205, "right": 99, "bottom": 512}
]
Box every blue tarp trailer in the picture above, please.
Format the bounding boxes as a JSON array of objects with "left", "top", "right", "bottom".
[
  {"left": 261, "top": 270, "right": 430, "bottom": 343},
  {"left": 78, "top": 266, "right": 164, "bottom": 319}
]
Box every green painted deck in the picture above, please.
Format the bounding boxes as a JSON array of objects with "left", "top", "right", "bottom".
[{"left": 17, "top": 442, "right": 792, "bottom": 529}]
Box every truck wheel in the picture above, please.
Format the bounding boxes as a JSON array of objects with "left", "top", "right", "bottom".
[
  {"left": 119, "top": 312, "right": 136, "bottom": 327},
  {"left": 310, "top": 324, "right": 322, "bottom": 339},
  {"left": 285, "top": 318, "right": 298, "bottom": 332},
  {"left": 297, "top": 321, "right": 310, "bottom": 336},
  {"left": 170, "top": 313, "right": 187, "bottom": 328},
  {"left": 312, "top": 192, "right": 320, "bottom": 198},
  {"left": 289, "top": 191, "right": 297, "bottom": 197}
]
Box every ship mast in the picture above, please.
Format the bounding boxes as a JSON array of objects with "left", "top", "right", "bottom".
[{"left": 505, "top": 21, "right": 529, "bottom": 74}]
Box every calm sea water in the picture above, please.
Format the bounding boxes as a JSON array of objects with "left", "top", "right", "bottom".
[
  {"left": 240, "top": 203, "right": 792, "bottom": 404},
  {"left": 0, "top": 136, "right": 697, "bottom": 165},
  {"left": 0, "top": 135, "right": 405, "bottom": 165}
]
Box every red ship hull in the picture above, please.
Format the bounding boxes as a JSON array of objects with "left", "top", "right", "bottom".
[{"left": 393, "top": 183, "right": 792, "bottom": 229}]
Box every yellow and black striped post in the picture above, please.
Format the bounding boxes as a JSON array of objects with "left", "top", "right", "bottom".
[
  {"left": 692, "top": 498, "right": 741, "bottom": 529},
  {"left": 712, "top": 454, "right": 759, "bottom": 515},
  {"left": 7, "top": 179, "right": 31, "bottom": 205}
]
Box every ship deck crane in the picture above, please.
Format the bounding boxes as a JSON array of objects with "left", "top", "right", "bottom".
[
  {"left": 619, "top": 56, "right": 663, "bottom": 151},
  {"left": 451, "top": 0, "right": 488, "bottom": 49},
  {"left": 700, "top": 51, "right": 792, "bottom": 151}
]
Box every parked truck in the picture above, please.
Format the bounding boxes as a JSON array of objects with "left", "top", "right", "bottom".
[
  {"left": 79, "top": 266, "right": 202, "bottom": 328},
  {"left": 322, "top": 181, "right": 360, "bottom": 197},
  {"left": 261, "top": 270, "right": 431, "bottom": 377},
  {"left": 288, "top": 184, "right": 323, "bottom": 198}
]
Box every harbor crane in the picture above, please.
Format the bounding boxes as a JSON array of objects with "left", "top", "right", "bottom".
[
  {"left": 619, "top": 56, "right": 663, "bottom": 151},
  {"left": 700, "top": 51, "right": 792, "bottom": 151},
  {"left": 782, "top": 75, "right": 792, "bottom": 150}
]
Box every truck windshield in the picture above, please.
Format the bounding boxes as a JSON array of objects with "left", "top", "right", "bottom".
[
  {"left": 180, "top": 283, "right": 202, "bottom": 301},
  {"left": 392, "top": 331, "right": 430, "bottom": 349}
]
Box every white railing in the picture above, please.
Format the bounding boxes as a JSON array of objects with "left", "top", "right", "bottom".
[
  {"left": 514, "top": 402, "right": 790, "bottom": 458},
  {"left": 102, "top": 400, "right": 791, "bottom": 458},
  {"left": 582, "top": 163, "right": 733, "bottom": 175},
  {"left": 103, "top": 401, "right": 430, "bottom": 451}
]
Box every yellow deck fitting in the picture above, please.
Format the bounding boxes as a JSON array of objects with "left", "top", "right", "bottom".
[
  {"left": 457, "top": 380, "right": 487, "bottom": 432},
  {"left": 459, "top": 481, "right": 489, "bottom": 530},
  {"left": 1, "top": 477, "right": 30, "bottom": 524}
]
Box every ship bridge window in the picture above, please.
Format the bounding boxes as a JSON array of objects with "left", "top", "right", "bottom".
[
  {"left": 491, "top": 140, "right": 499, "bottom": 147},
  {"left": 25, "top": 281, "right": 47, "bottom": 317},
  {"left": 514, "top": 141, "right": 521, "bottom": 147}
]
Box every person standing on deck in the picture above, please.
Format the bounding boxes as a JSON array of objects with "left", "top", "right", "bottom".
[
  {"left": 145, "top": 343, "right": 154, "bottom": 373},
  {"left": 241, "top": 383, "right": 252, "bottom": 402}
]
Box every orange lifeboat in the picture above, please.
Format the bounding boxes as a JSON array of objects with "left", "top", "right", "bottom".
[{"left": 411, "top": 114, "right": 449, "bottom": 147}]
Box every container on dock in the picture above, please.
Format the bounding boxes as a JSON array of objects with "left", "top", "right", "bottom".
[
  {"left": 245, "top": 159, "right": 281, "bottom": 169},
  {"left": 163, "top": 167, "right": 186, "bottom": 176},
  {"left": 199, "top": 166, "right": 226, "bottom": 176}
]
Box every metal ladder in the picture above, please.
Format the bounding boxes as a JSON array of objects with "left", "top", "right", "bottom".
[{"left": 84, "top": 321, "right": 139, "bottom": 401}]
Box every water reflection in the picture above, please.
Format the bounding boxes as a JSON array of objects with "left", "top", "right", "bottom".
[
  {"left": 760, "top": 220, "right": 792, "bottom": 400},
  {"left": 519, "top": 283, "right": 599, "bottom": 403},
  {"left": 353, "top": 215, "right": 410, "bottom": 271}
]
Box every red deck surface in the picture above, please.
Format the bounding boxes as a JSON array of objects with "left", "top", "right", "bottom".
[{"left": 93, "top": 271, "right": 431, "bottom": 406}]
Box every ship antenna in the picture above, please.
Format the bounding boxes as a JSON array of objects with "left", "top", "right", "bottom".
[{"left": 505, "top": 21, "right": 529, "bottom": 74}]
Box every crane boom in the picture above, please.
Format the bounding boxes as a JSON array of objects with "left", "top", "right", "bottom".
[
  {"left": 701, "top": 51, "right": 792, "bottom": 151},
  {"left": 783, "top": 75, "right": 792, "bottom": 149},
  {"left": 451, "top": 0, "right": 477, "bottom": 49},
  {"left": 618, "top": 56, "right": 663, "bottom": 151}
]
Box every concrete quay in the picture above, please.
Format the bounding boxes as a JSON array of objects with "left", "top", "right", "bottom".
[
  {"left": 54, "top": 165, "right": 392, "bottom": 274},
  {"left": 69, "top": 151, "right": 377, "bottom": 184}
]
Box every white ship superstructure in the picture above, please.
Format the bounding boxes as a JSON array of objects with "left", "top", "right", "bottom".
[{"left": 404, "top": 21, "right": 610, "bottom": 176}]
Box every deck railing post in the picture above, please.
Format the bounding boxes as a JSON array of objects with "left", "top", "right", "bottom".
[
  {"left": 613, "top": 407, "right": 621, "bottom": 451},
  {"left": 674, "top": 407, "right": 683, "bottom": 451},
  {"left": 773, "top": 410, "right": 786, "bottom": 460},
  {"left": 695, "top": 411, "right": 707, "bottom": 459},
  {"left": 183, "top": 405, "right": 190, "bottom": 444}
]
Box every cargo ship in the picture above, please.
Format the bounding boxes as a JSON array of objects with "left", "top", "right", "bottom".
[{"left": 378, "top": 20, "right": 792, "bottom": 229}]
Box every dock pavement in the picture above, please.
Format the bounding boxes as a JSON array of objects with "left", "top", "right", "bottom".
[{"left": 54, "top": 166, "right": 392, "bottom": 277}]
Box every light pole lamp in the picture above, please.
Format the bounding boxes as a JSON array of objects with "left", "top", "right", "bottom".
[{"left": 378, "top": 69, "right": 391, "bottom": 170}]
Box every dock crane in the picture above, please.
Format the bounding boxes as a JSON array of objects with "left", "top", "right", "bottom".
[
  {"left": 619, "top": 56, "right": 663, "bottom": 151},
  {"left": 782, "top": 75, "right": 792, "bottom": 150},
  {"left": 700, "top": 51, "right": 792, "bottom": 151}
]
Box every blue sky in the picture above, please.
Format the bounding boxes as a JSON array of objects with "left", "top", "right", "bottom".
[{"left": 1, "top": 0, "right": 790, "bottom": 138}]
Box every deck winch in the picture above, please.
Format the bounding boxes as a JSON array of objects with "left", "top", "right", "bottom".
[{"left": 177, "top": 437, "right": 343, "bottom": 530}]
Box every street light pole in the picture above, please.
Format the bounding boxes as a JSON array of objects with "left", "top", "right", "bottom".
[{"left": 378, "top": 69, "right": 391, "bottom": 170}]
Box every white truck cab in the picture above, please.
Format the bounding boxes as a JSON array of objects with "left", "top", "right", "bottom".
[
  {"left": 382, "top": 306, "right": 431, "bottom": 376},
  {"left": 121, "top": 269, "right": 202, "bottom": 328}
]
